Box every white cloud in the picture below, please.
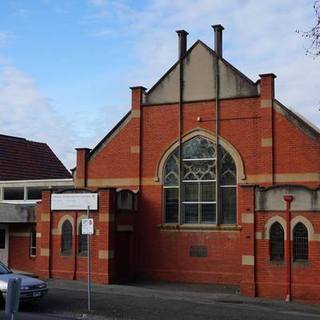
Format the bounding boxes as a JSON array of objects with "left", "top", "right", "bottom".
[
  {"left": 87, "top": 0, "right": 320, "bottom": 128},
  {"left": 0, "top": 66, "right": 77, "bottom": 170},
  {"left": 1, "top": 1, "right": 317, "bottom": 174}
]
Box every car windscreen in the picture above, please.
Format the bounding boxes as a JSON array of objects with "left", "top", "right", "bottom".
[{"left": 0, "top": 263, "right": 11, "bottom": 274}]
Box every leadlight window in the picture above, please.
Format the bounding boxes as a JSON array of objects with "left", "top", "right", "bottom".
[
  {"left": 61, "top": 220, "right": 72, "bottom": 255},
  {"left": 269, "top": 222, "right": 284, "bottom": 261},
  {"left": 220, "top": 148, "right": 237, "bottom": 224},
  {"left": 30, "top": 227, "right": 36, "bottom": 257},
  {"left": 293, "top": 223, "right": 308, "bottom": 261},
  {"left": 78, "top": 222, "right": 88, "bottom": 256},
  {"left": 164, "top": 148, "right": 179, "bottom": 223},
  {"left": 163, "top": 136, "right": 237, "bottom": 225}
]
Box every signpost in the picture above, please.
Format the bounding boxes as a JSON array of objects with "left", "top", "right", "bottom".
[
  {"left": 82, "top": 218, "right": 94, "bottom": 235},
  {"left": 51, "top": 193, "right": 98, "bottom": 312},
  {"left": 82, "top": 211, "right": 94, "bottom": 312}
]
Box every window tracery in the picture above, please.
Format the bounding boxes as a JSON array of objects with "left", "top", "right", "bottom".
[{"left": 163, "top": 136, "right": 236, "bottom": 224}]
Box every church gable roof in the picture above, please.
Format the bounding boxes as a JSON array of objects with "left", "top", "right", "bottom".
[{"left": 143, "top": 40, "right": 258, "bottom": 105}]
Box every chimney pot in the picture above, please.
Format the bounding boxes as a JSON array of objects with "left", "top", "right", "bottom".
[
  {"left": 212, "top": 24, "right": 224, "bottom": 57},
  {"left": 176, "top": 30, "right": 189, "bottom": 59}
]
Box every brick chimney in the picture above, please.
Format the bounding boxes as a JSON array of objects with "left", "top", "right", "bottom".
[
  {"left": 75, "top": 148, "right": 91, "bottom": 188},
  {"left": 259, "top": 73, "right": 276, "bottom": 101},
  {"left": 130, "top": 86, "right": 146, "bottom": 113},
  {"left": 212, "top": 24, "right": 224, "bottom": 57},
  {"left": 176, "top": 30, "right": 189, "bottom": 58},
  {"left": 259, "top": 73, "right": 277, "bottom": 184}
]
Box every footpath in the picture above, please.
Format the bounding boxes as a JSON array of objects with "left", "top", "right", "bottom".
[{"left": 1, "top": 279, "right": 320, "bottom": 320}]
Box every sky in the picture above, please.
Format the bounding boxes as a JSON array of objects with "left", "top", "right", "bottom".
[{"left": 0, "top": 0, "right": 319, "bottom": 170}]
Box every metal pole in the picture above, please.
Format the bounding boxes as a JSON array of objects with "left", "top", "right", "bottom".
[
  {"left": 87, "top": 205, "right": 91, "bottom": 312},
  {"left": 178, "top": 56, "right": 183, "bottom": 225},
  {"left": 284, "top": 195, "right": 293, "bottom": 302},
  {"left": 212, "top": 25, "right": 224, "bottom": 225},
  {"left": 214, "top": 48, "right": 220, "bottom": 225},
  {"left": 175, "top": 30, "right": 188, "bottom": 225},
  {"left": 176, "top": 31, "right": 186, "bottom": 225}
]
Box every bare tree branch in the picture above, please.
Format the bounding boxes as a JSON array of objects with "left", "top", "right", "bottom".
[{"left": 297, "top": 0, "right": 320, "bottom": 56}]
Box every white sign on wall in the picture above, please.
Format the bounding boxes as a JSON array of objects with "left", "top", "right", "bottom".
[
  {"left": 51, "top": 193, "right": 98, "bottom": 211},
  {"left": 81, "top": 219, "right": 94, "bottom": 235}
]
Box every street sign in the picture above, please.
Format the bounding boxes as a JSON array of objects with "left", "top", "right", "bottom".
[
  {"left": 51, "top": 193, "right": 98, "bottom": 210},
  {"left": 82, "top": 218, "right": 94, "bottom": 235}
]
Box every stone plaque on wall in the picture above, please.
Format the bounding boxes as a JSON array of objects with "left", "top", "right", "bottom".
[{"left": 189, "top": 245, "right": 208, "bottom": 258}]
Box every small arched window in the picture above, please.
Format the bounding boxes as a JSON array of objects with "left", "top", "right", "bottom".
[
  {"left": 163, "top": 136, "right": 236, "bottom": 225},
  {"left": 269, "top": 222, "right": 284, "bottom": 261},
  {"left": 61, "top": 220, "right": 72, "bottom": 255},
  {"left": 78, "top": 221, "right": 88, "bottom": 256},
  {"left": 293, "top": 223, "right": 308, "bottom": 261}
]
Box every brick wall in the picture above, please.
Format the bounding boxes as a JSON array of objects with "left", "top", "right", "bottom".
[
  {"left": 36, "top": 189, "right": 117, "bottom": 284},
  {"left": 9, "top": 224, "right": 36, "bottom": 273},
  {"left": 255, "top": 211, "right": 320, "bottom": 303},
  {"left": 34, "top": 80, "right": 320, "bottom": 303}
]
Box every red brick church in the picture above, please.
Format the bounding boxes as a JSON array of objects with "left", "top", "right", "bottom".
[{"left": 35, "top": 26, "right": 320, "bottom": 303}]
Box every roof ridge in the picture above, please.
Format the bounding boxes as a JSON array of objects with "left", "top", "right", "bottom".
[
  {"left": 0, "top": 134, "right": 27, "bottom": 141},
  {"left": 274, "top": 99, "right": 320, "bottom": 141},
  {"left": 196, "top": 40, "right": 257, "bottom": 86},
  {"left": 145, "top": 40, "right": 203, "bottom": 96},
  {"left": 88, "top": 110, "right": 132, "bottom": 160},
  {"left": 144, "top": 39, "right": 257, "bottom": 98},
  {"left": 0, "top": 134, "right": 48, "bottom": 145}
]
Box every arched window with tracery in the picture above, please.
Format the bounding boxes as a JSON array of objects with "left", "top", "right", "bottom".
[
  {"left": 269, "top": 222, "right": 284, "bottom": 261},
  {"left": 163, "top": 136, "right": 237, "bottom": 224},
  {"left": 293, "top": 223, "right": 308, "bottom": 261},
  {"left": 61, "top": 220, "right": 72, "bottom": 255}
]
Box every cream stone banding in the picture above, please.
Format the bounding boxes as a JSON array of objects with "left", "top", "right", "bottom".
[
  {"left": 264, "top": 215, "right": 287, "bottom": 240},
  {"left": 242, "top": 213, "right": 254, "bottom": 224},
  {"left": 57, "top": 215, "right": 74, "bottom": 235},
  {"left": 261, "top": 138, "right": 273, "bottom": 147},
  {"left": 242, "top": 255, "right": 254, "bottom": 265},
  {"left": 291, "top": 216, "right": 314, "bottom": 240}
]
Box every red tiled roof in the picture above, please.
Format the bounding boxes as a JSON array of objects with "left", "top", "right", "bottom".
[{"left": 0, "top": 134, "right": 72, "bottom": 181}]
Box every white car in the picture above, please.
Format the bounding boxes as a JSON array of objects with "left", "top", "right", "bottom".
[{"left": 0, "top": 262, "right": 48, "bottom": 302}]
